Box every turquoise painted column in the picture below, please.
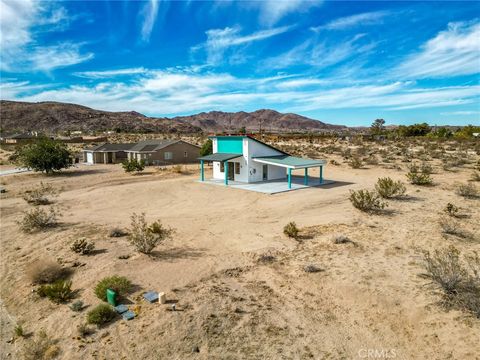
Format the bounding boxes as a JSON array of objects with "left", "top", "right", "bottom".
[
  {"left": 319, "top": 166, "right": 323, "bottom": 184},
  {"left": 288, "top": 168, "right": 292, "bottom": 189},
  {"left": 304, "top": 168, "right": 308, "bottom": 185},
  {"left": 224, "top": 161, "right": 228, "bottom": 185},
  {"left": 200, "top": 160, "right": 204, "bottom": 181}
]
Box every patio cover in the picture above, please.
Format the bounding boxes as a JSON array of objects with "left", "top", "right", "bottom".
[
  {"left": 198, "top": 153, "right": 242, "bottom": 162},
  {"left": 253, "top": 155, "right": 326, "bottom": 169}
]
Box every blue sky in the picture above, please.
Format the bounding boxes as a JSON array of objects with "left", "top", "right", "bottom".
[{"left": 1, "top": 0, "right": 479, "bottom": 126}]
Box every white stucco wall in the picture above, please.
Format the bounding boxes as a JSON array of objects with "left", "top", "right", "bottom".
[{"left": 246, "top": 138, "right": 285, "bottom": 182}]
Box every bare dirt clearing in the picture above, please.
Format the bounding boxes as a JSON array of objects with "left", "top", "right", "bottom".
[{"left": 1, "top": 143, "right": 479, "bottom": 359}]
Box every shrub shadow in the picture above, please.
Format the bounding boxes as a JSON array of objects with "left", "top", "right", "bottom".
[{"left": 149, "top": 247, "right": 205, "bottom": 261}]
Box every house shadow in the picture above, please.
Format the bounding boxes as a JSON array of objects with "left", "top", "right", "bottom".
[
  {"left": 312, "top": 180, "right": 354, "bottom": 189},
  {"left": 149, "top": 247, "right": 205, "bottom": 262}
]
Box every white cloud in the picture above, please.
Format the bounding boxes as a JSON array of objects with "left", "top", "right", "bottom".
[
  {"left": 0, "top": 0, "right": 93, "bottom": 72},
  {"left": 312, "top": 11, "right": 390, "bottom": 31},
  {"left": 396, "top": 21, "right": 480, "bottom": 78},
  {"left": 3, "top": 69, "right": 478, "bottom": 117},
  {"left": 254, "top": 0, "right": 323, "bottom": 26},
  {"left": 193, "top": 25, "right": 293, "bottom": 65},
  {"left": 140, "top": 0, "right": 159, "bottom": 42},
  {"left": 74, "top": 68, "right": 149, "bottom": 79},
  {"left": 440, "top": 110, "right": 479, "bottom": 116}
]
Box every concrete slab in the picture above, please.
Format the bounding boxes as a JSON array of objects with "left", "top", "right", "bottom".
[{"left": 198, "top": 176, "right": 334, "bottom": 194}]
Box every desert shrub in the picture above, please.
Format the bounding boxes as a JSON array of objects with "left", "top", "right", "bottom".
[
  {"left": 365, "top": 155, "right": 379, "bottom": 166},
  {"left": 455, "top": 183, "right": 478, "bottom": 198},
  {"left": 406, "top": 171, "right": 432, "bottom": 185},
  {"left": 438, "top": 216, "right": 465, "bottom": 238},
  {"left": 70, "top": 238, "right": 95, "bottom": 255},
  {"left": 283, "top": 221, "right": 299, "bottom": 239},
  {"left": 443, "top": 203, "right": 459, "bottom": 217},
  {"left": 304, "top": 264, "right": 322, "bottom": 273},
  {"left": 87, "top": 304, "right": 117, "bottom": 325},
  {"left": 128, "top": 213, "right": 173, "bottom": 254},
  {"left": 94, "top": 275, "right": 132, "bottom": 301},
  {"left": 14, "top": 324, "right": 25, "bottom": 338},
  {"left": 349, "top": 189, "right": 387, "bottom": 213},
  {"left": 109, "top": 227, "right": 126, "bottom": 237},
  {"left": 257, "top": 254, "right": 276, "bottom": 264},
  {"left": 375, "top": 177, "right": 406, "bottom": 199},
  {"left": 77, "top": 323, "right": 93, "bottom": 337},
  {"left": 38, "top": 280, "right": 74, "bottom": 303},
  {"left": 70, "top": 300, "right": 84, "bottom": 312},
  {"left": 17, "top": 207, "right": 60, "bottom": 233},
  {"left": 420, "top": 162, "right": 433, "bottom": 174},
  {"left": 333, "top": 234, "right": 352, "bottom": 244},
  {"left": 22, "top": 331, "right": 59, "bottom": 360},
  {"left": 122, "top": 158, "right": 145, "bottom": 173},
  {"left": 22, "top": 182, "right": 58, "bottom": 205},
  {"left": 16, "top": 137, "right": 72, "bottom": 174},
  {"left": 26, "top": 259, "right": 68, "bottom": 284},
  {"left": 348, "top": 156, "right": 363, "bottom": 169},
  {"left": 470, "top": 171, "right": 480, "bottom": 182},
  {"left": 423, "top": 246, "right": 480, "bottom": 318},
  {"left": 172, "top": 164, "right": 183, "bottom": 173}
]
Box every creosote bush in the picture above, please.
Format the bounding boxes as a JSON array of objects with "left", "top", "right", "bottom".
[
  {"left": 349, "top": 189, "right": 387, "bottom": 213},
  {"left": 23, "top": 182, "right": 58, "bottom": 205},
  {"left": 423, "top": 246, "right": 480, "bottom": 318},
  {"left": 26, "top": 259, "right": 69, "bottom": 284},
  {"left": 17, "top": 207, "right": 60, "bottom": 233},
  {"left": 348, "top": 156, "right": 363, "bottom": 169},
  {"left": 283, "top": 221, "right": 299, "bottom": 239},
  {"left": 406, "top": 163, "right": 433, "bottom": 185},
  {"left": 128, "top": 213, "right": 173, "bottom": 254},
  {"left": 87, "top": 304, "right": 117, "bottom": 326},
  {"left": 22, "top": 330, "right": 59, "bottom": 360},
  {"left": 375, "top": 177, "right": 406, "bottom": 199},
  {"left": 94, "top": 275, "right": 132, "bottom": 301},
  {"left": 455, "top": 183, "right": 478, "bottom": 199},
  {"left": 70, "top": 238, "right": 95, "bottom": 255},
  {"left": 38, "top": 280, "right": 74, "bottom": 303},
  {"left": 122, "top": 158, "right": 145, "bottom": 173}
]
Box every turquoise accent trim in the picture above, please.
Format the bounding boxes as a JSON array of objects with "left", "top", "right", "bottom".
[
  {"left": 224, "top": 161, "right": 228, "bottom": 185},
  {"left": 217, "top": 137, "right": 243, "bottom": 154},
  {"left": 200, "top": 160, "right": 204, "bottom": 181},
  {"left": 304, "top": 168, "right": 308, "bottom": 185},
  {"left": 288, "top": 168, "right": 292, "bottom": 189},
  {"left": 319, "top": 166, "right": 323, "bottom": 184}
]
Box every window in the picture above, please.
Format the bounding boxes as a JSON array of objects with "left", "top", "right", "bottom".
[
  {"left": 184, "top": 151, "right": 188, "bottom": 157},
  {"left": 235, "top": 162, "right": 240, "bottom": 174},
  {"left": 164, "top": 152, "right": 173, "bottom": 160},
  {"left": 220, "top": 162, "right": 224, "bottom": 172}
]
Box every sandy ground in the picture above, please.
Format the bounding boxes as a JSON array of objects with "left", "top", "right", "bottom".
[{"left": 0, "top": 144, "right": 479, "bottom": 360}]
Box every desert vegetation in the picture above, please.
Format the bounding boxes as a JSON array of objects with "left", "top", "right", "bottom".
[{"left": 128, "top": 213, "right": 173, "bottom": 254}]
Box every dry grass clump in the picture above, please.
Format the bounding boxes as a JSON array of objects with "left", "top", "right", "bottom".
[
  {"left": 375, "top": 177, "right": 406, "bottom": 199},
  {"left": 443, "top": 203, "right": 460, "bottom": 218},
  {"left": 17, "top": 207, "right": 60, "bottom": 233},
  {"left": 332, "top": 234, "right": 353, "bottom": 245},
  {"left": 283, "top": 221, "right": 299, "bottom": 239},
  {"left": 109, "top": 227, "right": 127, "bottom": 237},
  {"left": 303, "top": 264, "right": 323, "bottom": 273},
  {"left": 70, "top": 238, "right": 95, "bottom": 255},
  {"left": 349, "top": 189, "right": 387, "bottom": 213},
  {"left": 470, "top": 171, "right": 480, "bottom": 182},
  {"left": 438, "top": 216, "right": 467, "bottom": 238},
  {"left": 22, "top": 330, "right": 59, "bottom": 360},
  {"left": 128, "top": 213, "right": 173, "bottom": 254},
  {"left": 26, "top": 259, "right": 70, "bottom": 284},
  {"left": 22, "top": 182, "right": 58, "bottom": 205},
  {"left": 423, "top": 246, "right": 480, "bottom": 318},
  {"left": 455, "top": 183, "right": 478, "bottom": 199}
]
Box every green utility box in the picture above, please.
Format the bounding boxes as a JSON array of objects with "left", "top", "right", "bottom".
[{"left": 106, "top": 288, "right": 117, "bottom": 306}]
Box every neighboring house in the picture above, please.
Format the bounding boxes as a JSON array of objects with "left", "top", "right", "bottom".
[
  {"left": 125, "top": 140, "right": 200, "bottom": 165},
  {"left": 83, "top": 143, "right": 135, "bottom": 164},
  {"left": 83, "top": 140, "right": 200, "bottom": 165},
  {"left": 198, "top": 135, "right": 326, "bottom": 189},
  {"left": 0, "top": 132, "right": 50, "bottom": 144}
]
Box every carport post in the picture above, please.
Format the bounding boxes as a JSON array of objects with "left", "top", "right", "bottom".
[
  {"left": 319, "top": 166, "right": 323, "bottom": 184},
  {"left": 304, "top": 168, "right": 308, "bottom": 185},
  {"left": 288, "top": 168, "right": 292, "bottom": 189},
  {"left": 200, "top": 160, "right": 204, "bottom": 181},
  {"left": 224, "top": 161, "right": 228, "bottom": 185}
]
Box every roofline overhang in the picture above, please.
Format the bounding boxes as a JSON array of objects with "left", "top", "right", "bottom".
[{"left": 253, "top": 157, "right": 327, "bottom": 169}]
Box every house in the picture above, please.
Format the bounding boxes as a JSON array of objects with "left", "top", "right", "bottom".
[
  {"left": 0, "top": 132, "right": 50, "bottom": 144},
  {"left": 83, "top": 143, "right": 136, "bottom": 164},
  {"left": 125, "top": 140, "right": 200, "bottom": 165},
  {"left": 83, "top": 140, "right": 200, "bottom": 165},
  {"left": 198, "top": 135, "right": 326, "bottom": 189}
]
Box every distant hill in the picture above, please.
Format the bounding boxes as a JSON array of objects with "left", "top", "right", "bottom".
[{"left": 0, "top": 100, "right": 346, "bottom": 134}]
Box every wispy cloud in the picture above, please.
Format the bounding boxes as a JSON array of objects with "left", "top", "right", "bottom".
[
  {"left": 253, "top": 0, "right": 323, "bottom": 26},
  {"left": 396, "top": 21, "right": 480, "bottom": 78},
  {"left": 139, "top": 0, "right": 159, "bottom": 43},
  {"left": 312, "top": 11, "right": 390, "bottom": 31},
  {"left": 74, "top": 68, "right": 149, "bottom": 79},
  {"left": 193, "top": 25, "right": 293, "bottom": 65},
  {"left": 0, "top": 0, "right": 93, "bottom": 72},
  {"left": 440, "top": 110, "right": 479, "bottom": 116}
]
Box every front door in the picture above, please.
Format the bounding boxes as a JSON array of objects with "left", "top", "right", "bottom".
[
  {"left": 262, "top": 165, "right": 268, "bottom": 180},
  {"left": 228, "top": 162, "right": 235, "bottom": 180}
]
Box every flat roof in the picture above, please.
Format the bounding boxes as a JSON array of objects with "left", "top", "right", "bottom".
[
  {"left": 198, "top": 153, "right": 242, "bottom": 162},
  {"left": 253, "top": 155, "right": 326, "bottom": 169}
]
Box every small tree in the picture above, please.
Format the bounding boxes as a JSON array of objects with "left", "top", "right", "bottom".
[
  {"left": 15, "top": 137, "right": 72, "bottom": 174},
  {"left": 371, "top": 119, "right": 385, "bottom": 135},
  {"left": 200, "top": 139, "right": 213, "bottom": 156},
  {"left": 122, "top": 158, "right": 145, "bottom": 173},
  {"left": 128, "top": 213, "right": 173, "bottom": 254}
]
